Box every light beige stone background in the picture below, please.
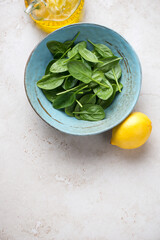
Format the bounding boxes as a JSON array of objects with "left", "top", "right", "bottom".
[{"left": 0, "top": 0, "right": 160, "bottom": 239}]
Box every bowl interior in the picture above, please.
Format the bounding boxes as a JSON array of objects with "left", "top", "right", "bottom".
[{"left": 25, "top": 23, "right": 141, "bottom": 135}]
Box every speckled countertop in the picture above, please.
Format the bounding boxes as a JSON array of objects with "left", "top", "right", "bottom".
[{"left": 0, "top": 0, "right": 160, "bottom": 239}]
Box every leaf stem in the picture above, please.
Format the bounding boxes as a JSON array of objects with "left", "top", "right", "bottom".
[
  {"left": 112, "top": 68, "right": 121, "bottom": 92},
  {"left": 91, "top": 78, "right": 109, "bottom": 89},
  {"left": 76, "top": 100, "right": 83, "bottom": 108},
  {"left": 91, "top": 88, "right": 102, "bottom": 98},
  {"left": 63, "top": 58, "right": 70, "bottom": 64},
  {"left": 75, "top": 85, "right": 89, "bottom": 94},
  {"left": 63, "top": 50, "right": 78, "bottom": 63},
  {"left": 73, "top": 31, "right": 80, "bottom": 41},
  {"left": 60, "top": 48, "right": 71, "bottom": 59},
  {"left": 56, "top": 83, "right": 85, "bottom": 95},
  {"left": 88, "top": 39, "right": 95, "bottom": 46}
]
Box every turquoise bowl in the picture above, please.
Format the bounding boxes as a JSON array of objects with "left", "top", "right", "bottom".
[{"left": 24, "top": 23, "right": 141, "bottom": 135}]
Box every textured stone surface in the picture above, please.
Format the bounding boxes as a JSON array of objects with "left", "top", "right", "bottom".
[{"left": 0, "top": 0, "right": 160, "bottom": 239}]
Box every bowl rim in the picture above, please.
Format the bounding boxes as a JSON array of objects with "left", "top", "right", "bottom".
[{"left": 24, "top": 22, "right": 142, "bottom": 135}]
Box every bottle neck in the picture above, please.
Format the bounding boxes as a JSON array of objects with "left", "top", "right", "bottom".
[{"left": 25, "top": 0, "right": 46, "bottom": 15}]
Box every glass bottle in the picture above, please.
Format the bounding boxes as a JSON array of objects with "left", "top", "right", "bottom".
[{"left": 25, "top": 0, "right": 84, "bottom": 33}]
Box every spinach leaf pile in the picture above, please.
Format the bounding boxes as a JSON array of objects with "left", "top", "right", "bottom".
[{"left": 37, "top": 32, "right": 123, "bottom": 121}]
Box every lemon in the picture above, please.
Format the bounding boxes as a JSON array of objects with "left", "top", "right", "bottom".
[{"left": 111, "top": 112, "right": 152, "bottom": 149}]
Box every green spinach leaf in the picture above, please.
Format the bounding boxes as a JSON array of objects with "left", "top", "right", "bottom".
[
  {"left": 93, "top": 77, "right": 113, "bottom": 100},
  {"left": 63, "top": 76, "right": 78, "bottom": 90},
  {"left": 74, "top": 104, "right": 105, "bottom": 121},
  {"left": 77, "top": 93, "right": 96, "bottom": 106},
  {"left": 45, "top": 60, "right": 56, "bottom": 75},
  {"left": 46, "top": 41, "right": 66, "bottom": 58},
  {"left": 97, "top": 57, "right": 122, "bottom": 72},
  {"left": 67, "top": 41, "right": 86, "bottom": 60},
  {"left": 92, "top": 70, "right": 104, "bottom": 82},
  {"left": 53, "top": 92, "right": 76, "bottom": 109},
  {"left": 74, "top": 93, "right": 96, "bottom": 119},
  {"left": 105, "top": 63, "right": 122, "bottom": 92},
  {"left": 67, "top": 60, "right": 92, "bottom": 83},
  {"left": 97, "top": 84, "right": 117, "bottom": 109},
  {"left": 65, "top": 102, "right": 77, "bottom": 117},
  {"left": 115, "top": 82, "right": 123, "bottom": 92},
  {"left": 50, "top": 58, "right": 68, "bottom": 73},
  {"left": 37, "top": 74, "right": 65, "bottom": 90},
  {"left": 105, "top": 63, "right": 122, "bottom": 79},
  {"left": 42, "top": 87, "right": 62, "bottom": 103},
  {"left": 88, "top": 40, "right": 114, "bottom": 57},
  {"left": 81, "top": 57, "right": 92, "bottom": 71},
  {"left": 88, "top": 70, "right": 104, "bottom": 88},
  {"left": 91, "top": 50, "right": 102, "bottom": 59},
  {"left": 78, "top": 45, "right": 100, "bottom": 63}
]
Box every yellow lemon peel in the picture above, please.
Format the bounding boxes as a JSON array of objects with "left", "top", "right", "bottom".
[{"left": 111, "top": 112, "right": 152, "bottom": 149}]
